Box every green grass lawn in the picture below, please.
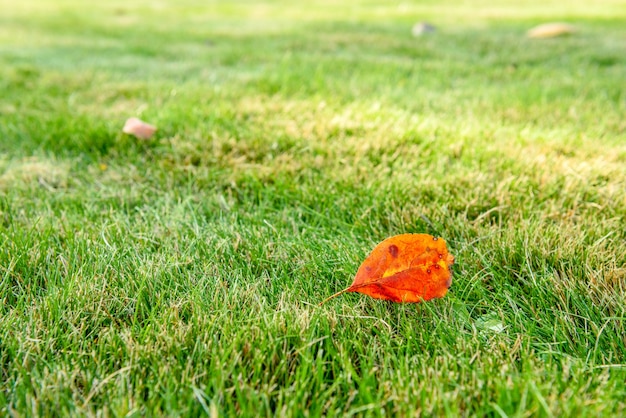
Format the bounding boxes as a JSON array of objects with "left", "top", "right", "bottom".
[{"left": 1, "top": 0, "right": 625, "bottom": 415}]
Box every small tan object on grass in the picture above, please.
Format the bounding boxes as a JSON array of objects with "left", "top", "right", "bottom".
[
  {"left": 122, "top": 117, "right": 157, "bottom": 140},
  {"left": 527, "top": 23, "right": 576, "bottom": 39}
]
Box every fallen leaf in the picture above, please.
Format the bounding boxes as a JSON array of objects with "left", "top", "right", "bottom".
[
  {"left": 122, "top": 117, "right": 157, "bottom": 140},
  {"left": 527, "top": 23, "right": 575, "bottom": 39},
  {"left": 320, "top": 234, "right": 454, "bottom": 305},
  {"left": 476, "top": 313, "right": 505, "bottom": 333}
]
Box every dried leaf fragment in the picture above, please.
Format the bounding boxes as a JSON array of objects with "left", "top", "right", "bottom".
[
  {"left": 122, "top": 117, "right": 157, "bottom": 139},
  {"left": 527, "top": 23, "right": 576, "bottom": 39},
  {"left": 320, "top": 234, "right": 454, "bottom": 305}
]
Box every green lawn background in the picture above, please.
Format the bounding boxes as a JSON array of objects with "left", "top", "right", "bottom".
[{"left": 1, "top": 0, "right": 625, "bottom": 416}]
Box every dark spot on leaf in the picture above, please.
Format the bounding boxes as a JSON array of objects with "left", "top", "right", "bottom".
[
  {"left": 388, "top": 245, "right": 399, "bottom": 258},
  {"left": 365, "top": 266, "right": 372, "bottom": 272},
  {"left": 434, "top": 264, "right": 440, "bottom": 269},
  {"left": 427, "top": 269, "right": 432, "bottom": 274},
  {"left": 438, "top": 254, "right": 443, "bottom": 259}
]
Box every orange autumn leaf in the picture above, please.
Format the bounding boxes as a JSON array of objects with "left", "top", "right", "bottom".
[{"left": 320, "top": 234, "right": 454, "bottom": 305}]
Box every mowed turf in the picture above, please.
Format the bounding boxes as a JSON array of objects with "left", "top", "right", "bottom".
[{"left": 1, "top": 0, "right": 625, "bottom": 415}]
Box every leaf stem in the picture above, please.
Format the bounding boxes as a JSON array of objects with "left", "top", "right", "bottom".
[{"left": 318, "top": 288, "right": 349, "bottom": 306}]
